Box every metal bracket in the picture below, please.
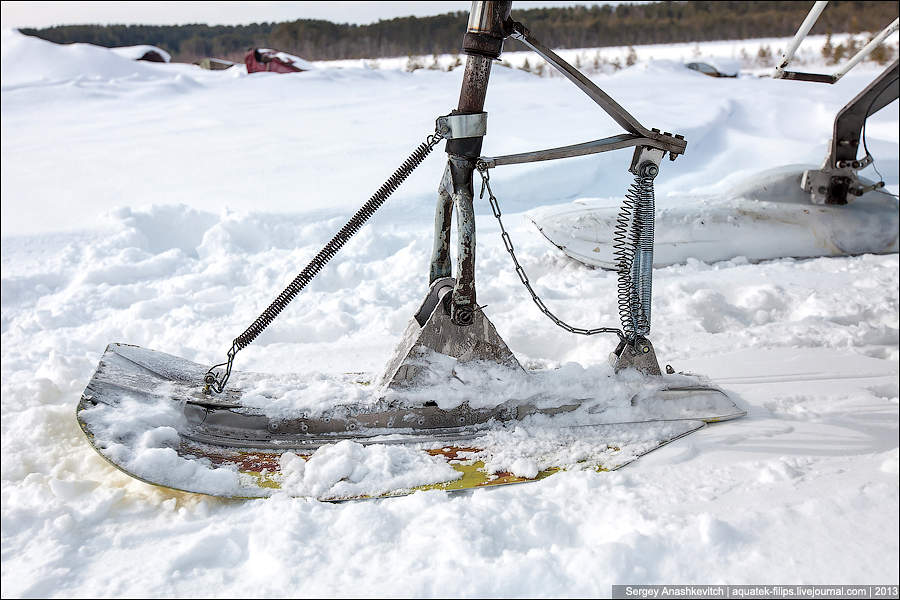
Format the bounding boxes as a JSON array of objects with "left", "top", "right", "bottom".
[
  {"left": 436, "top": 112, "right": 488, "bottom": 140},
  {"left": 801, "top": 166, "right": 884, "bottom": 205},
  {"left": 379, "top": 277, "right": 521, "bottom": 389},
  {"left": 629, "top": 146, "right": 665, "bottom": 176},
  {"left": 801, "top": 59, "right": 899, "bottom": 205},
  {"left": 611, "top": 337, "right": 662, "bottom": 376}
]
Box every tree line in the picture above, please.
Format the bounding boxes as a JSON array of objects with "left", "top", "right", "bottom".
[{"left": 19, "top": 1, "right": 899, "bottom": 64}]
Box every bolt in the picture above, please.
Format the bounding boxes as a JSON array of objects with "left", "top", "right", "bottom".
[
  {"left": 452, "top": 304, "right": 474, "bottom": 326},
  {"left": 639, "top": 162, "right": 658, "bottom": 178},
  {"left": 818, "top": 186, "right": 827, "bottom": 194}
]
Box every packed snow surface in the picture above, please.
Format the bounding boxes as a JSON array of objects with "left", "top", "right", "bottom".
[{"left": 2, "top": 28, "right": 898, "bottom": 596}]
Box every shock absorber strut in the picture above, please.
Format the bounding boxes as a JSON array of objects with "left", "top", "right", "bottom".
[
  {"left": 429, "top": 0, "right": 513, "bottom": 327},
  {"left": 611, "top": 147, "right": 665, "bottom": 375},
  {"left": 616, "top": 148, "right": 663, "bottom": 341}
]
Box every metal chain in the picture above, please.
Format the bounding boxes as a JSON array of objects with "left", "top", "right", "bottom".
[{"left": 475, "top": 163, "right": 624, "bottom": 341}]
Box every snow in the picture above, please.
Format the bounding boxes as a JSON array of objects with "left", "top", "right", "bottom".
[
  {"left": 279, "top": 442, "right": 461, "bottom": 498},
  {"left": 78, "top": 392, "right": 247, "bottom": 497},
  {"left": 2, "top": 28, "right": 899, "bottom": 595},
  {"left": 0, "top": 29, "right": 166, "bottom": 88},
  {"left": 109, "top": 45, "right": 171, "bottom": 63}
]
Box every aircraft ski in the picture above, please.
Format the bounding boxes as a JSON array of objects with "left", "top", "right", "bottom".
[
  {"left": 74, "top": 2, "right": 762, "bottom": 501},
  {"left": 77, "top": 343, "right": 745, "bottom": 500},
  {"left": 529, "top": 167, "right": 899, "bottom": 269}
]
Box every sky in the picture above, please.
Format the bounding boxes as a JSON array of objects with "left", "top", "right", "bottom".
[{"left": 0, "top": 1, "right": 623, "bottom": 29}]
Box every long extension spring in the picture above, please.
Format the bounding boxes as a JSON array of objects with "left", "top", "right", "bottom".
[
  {"left": 613, "top": 170, "right": 656, "bottom": 340},
  {"left": 204, "top": 132, "right": 444, "bottom": 393}
]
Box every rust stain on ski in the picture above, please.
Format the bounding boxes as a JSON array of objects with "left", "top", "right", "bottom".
[
  {"left": 182, "top": 446, "right": 283, "bottom": 472},
  {"left": 427, "top": 446, "right": 482, "bottom": 461}
]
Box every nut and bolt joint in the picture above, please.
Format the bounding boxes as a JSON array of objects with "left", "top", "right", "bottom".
[
  {"left": 639, "top": 162, "right": 659, "bottom": 179},
  {"left": 451, "top": 304, "right": 475, "bottom": 326}
]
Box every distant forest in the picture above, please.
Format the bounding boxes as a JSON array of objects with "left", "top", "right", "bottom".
[{"left": 20, "top": 1, "right": 900, "bottom": 64}]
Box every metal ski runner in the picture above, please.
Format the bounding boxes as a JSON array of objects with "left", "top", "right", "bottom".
[{"left": 77, "top": 0, "right": 746, "bottom": 501}]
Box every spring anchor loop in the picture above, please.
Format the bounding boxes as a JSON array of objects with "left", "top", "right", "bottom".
[{"left": 614, "top": 161, "right": 657, "bottom": 342}]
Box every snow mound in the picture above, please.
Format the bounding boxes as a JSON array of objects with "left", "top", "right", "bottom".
[
  {"left": 279, "top": 441, "right": 460, "bottom": 498},
  {"left": 78, "top": 392, "right": 244, "bottom": 496},
  {"left": 1, "top": 28, "right": 166, "bottom": 88},
  {"left": 703, "top": 57, "right": 741, "bottom": 76},
  {"left": 109, "top": 45, "right": 171, "bottom": 62}
]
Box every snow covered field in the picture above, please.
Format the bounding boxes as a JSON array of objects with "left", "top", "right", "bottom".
[{"left": 2, "top": 28, "right": 898, "bottom": 596}]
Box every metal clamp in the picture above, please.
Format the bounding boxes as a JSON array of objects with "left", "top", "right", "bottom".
[
  {"left": 436, "top": 112, "right": 488, "bottom": 140},
  {"left": 835, "top": 155, "right": 873, "bottom": 170}
]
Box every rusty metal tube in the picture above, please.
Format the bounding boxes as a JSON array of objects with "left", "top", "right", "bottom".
[{"left": 431, "top": 1, "right": 511, "bottom": 325}]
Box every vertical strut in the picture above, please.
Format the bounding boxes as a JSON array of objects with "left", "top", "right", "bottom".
[
  {"left": 428, "top": 1, "right": 511, "bottom": 326},
  {"left": 429, "top": 166, "right": 454, "bottom": 283},
  {"left": 430, "top": 51, "right": 497, "bottom": 325}
]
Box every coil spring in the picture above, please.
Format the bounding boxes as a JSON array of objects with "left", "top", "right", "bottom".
[
  {"left": 204, "top": 132, "right": 443, "bottom": 393},
  {"left": 613, "top": 168, "right": 655, "bottom": 340}
]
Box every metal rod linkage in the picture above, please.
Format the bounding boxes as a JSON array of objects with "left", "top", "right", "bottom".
[
  {"left": 777, "top": 1, "right": 829, "bottom": 73},
  {"left": 480, "top": 133, "right": 680, "bottom": 169},
  {"left": 775, "top": 1, "right": 898, "bottom": 84},
  {"left": 834, "top": 18, "right": 900, "bottom": 80},
  {"left": 509, "top": 22, "right": 686, "bottom": 157}
]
